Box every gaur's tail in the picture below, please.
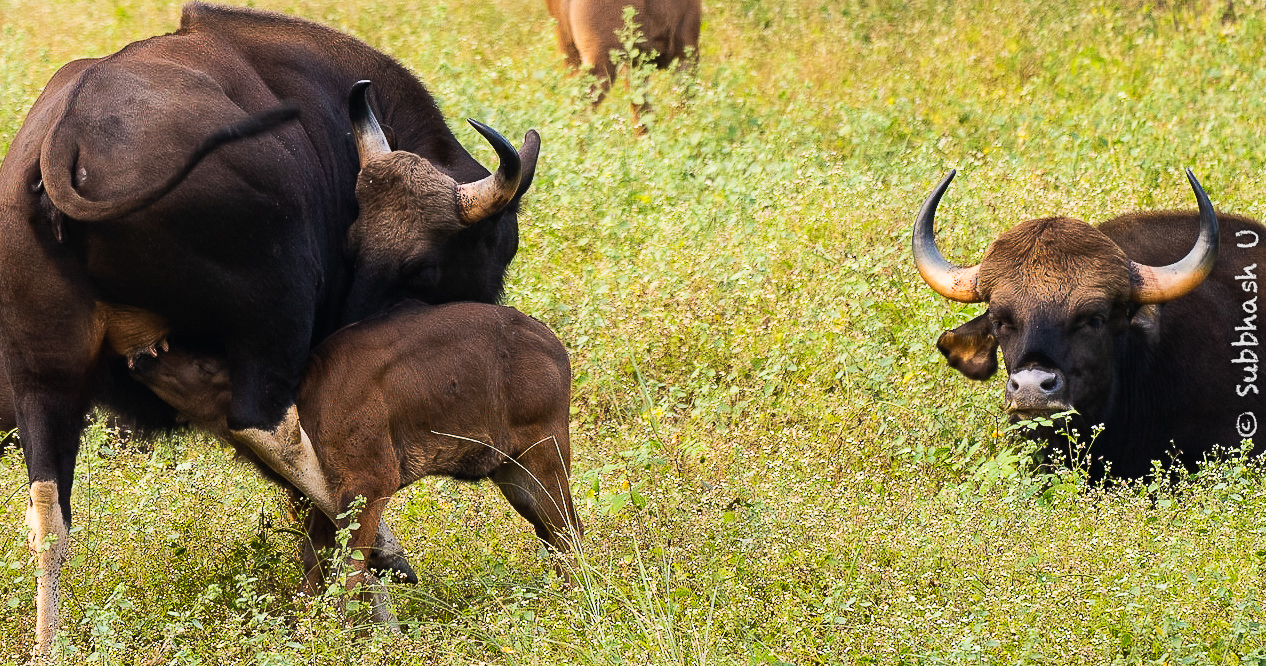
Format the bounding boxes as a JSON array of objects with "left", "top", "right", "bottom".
[{"left": 41, "top": 103, "right": 301, "bottom": 222}]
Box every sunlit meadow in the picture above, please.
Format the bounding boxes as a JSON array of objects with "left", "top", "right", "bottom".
[{"left": 2, "top": 0, "right": 1266, "bottom": 663}]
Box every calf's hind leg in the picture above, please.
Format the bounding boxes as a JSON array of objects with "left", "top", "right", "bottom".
[{"left": 492, "top": 431, "right": 583, "bottom": 554}]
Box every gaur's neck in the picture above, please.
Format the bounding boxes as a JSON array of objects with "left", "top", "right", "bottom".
[{"left": 1053, "top": 330, "right": 1174, "bottom": 480}]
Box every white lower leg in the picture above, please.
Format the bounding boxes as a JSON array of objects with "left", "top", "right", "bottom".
[
  {"left": 357, "top": 569, "right": 399, "bottom": 630},
  {"left": 369, "top": 588, "right": 400, "bottom": 630},
  {"left": 26, "top": 480, "right": 69, "bottom": 661},
  {"left": 231, "top": 405, "right": 338, "bottom": 517}
]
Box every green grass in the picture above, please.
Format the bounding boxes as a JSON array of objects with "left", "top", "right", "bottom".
[{"left": 3, "top": 0, "right": 1266, "bottom": 663}]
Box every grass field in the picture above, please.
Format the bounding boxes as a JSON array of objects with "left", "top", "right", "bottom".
[{"left": 3, "top": 0, "right": 1266, "bottom": 663}]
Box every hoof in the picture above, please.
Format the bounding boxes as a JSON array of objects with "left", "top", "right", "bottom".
[{"left": 368, "top": 551, "right": 418, "bottom": 585}]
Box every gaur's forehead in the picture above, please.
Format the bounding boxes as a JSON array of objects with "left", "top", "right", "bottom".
[
  {"left": 362, "top": 152, "right": 426, "bottom": 180},
  {"left": 358, "top": 152, "right": 452, "bottom": 199},
  {"left": 977, "top": 216, "right": 1132, "bottom": 304}
]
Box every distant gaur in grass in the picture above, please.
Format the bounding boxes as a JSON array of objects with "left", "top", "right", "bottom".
[
  {"left": 131, "top": 92, "right": 580, "bottom": 624},
  {"left": 913, "top": 170, "right": 1266, "bottom": 479},
  {"left": 546, "top": 0, "right": 701, "bottom": 102}
]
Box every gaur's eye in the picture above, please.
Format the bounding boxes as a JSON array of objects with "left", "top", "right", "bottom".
[
  {"left": 1076, "top": 314, "right": 1107, "bottom": 331},
  {"left": 405, "top": 262, "right": 442, "bottom": 289},
  {"left": 990, "top": 314, "right": 1015, "bottom": 334}
]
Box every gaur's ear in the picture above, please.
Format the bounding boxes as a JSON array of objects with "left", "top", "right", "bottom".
[
  {"left": 1129, "top": 303, "right": 1163, "bottom": 347},
  {"left": 514, "top": 129, "right": 541, "bottom": 200},
  {"left": 936, "top": 313, "right": 998, "bottom": 380}
]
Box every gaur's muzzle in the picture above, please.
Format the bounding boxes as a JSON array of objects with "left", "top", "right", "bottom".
[{"left": 1004, "top": 367, "right": 1071, "bottom": 419}]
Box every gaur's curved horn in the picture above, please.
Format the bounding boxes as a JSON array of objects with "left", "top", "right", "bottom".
[
  {"left": 1127, "top": 169, "right": 1219, "bottom": 304},
  {"left": 456, "top": 119, "right": 523, "bottom": 224},
  {"left": 350, "top": 80, "right": 391, "bottom": 168},
  {"left": 912, "top": 170, "right": 984, "bottom": 303}
]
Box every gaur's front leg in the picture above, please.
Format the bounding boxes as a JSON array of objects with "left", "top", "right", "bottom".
[
  {"left": 127, "top": 346, "right": 418, "bottom": 583},
  {"left": 286, "top": 487, "right": 417, "bottom": 585},
  {"left": 300, "top": 496, "right": 399, "bottom": 627},
  {"left": 1, "top": 289, "right": 106, "bottom": 661}
]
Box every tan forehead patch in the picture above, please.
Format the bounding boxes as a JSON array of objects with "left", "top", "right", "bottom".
[{"left": 977, "top": 217, "right": 1132, "bottom": 303}]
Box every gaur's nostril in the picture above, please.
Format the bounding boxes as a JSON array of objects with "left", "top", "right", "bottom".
[{"left": 1006, "top": 368, "right": 1066, "bottom": 404}]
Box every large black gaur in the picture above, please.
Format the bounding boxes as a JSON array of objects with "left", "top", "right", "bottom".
[
  {"left": 914, "top": 170, "right": 1266, "bottom": 479},
  {"left": 0, "top": 3, "right": 539, "bottom": 657},
  {"left": 130, "top": 91, "right": 581, "bottom": 627}
]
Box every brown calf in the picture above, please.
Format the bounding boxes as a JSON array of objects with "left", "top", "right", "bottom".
[{"left": 133, "top": 299, "right": 580, "bottom": 622}]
